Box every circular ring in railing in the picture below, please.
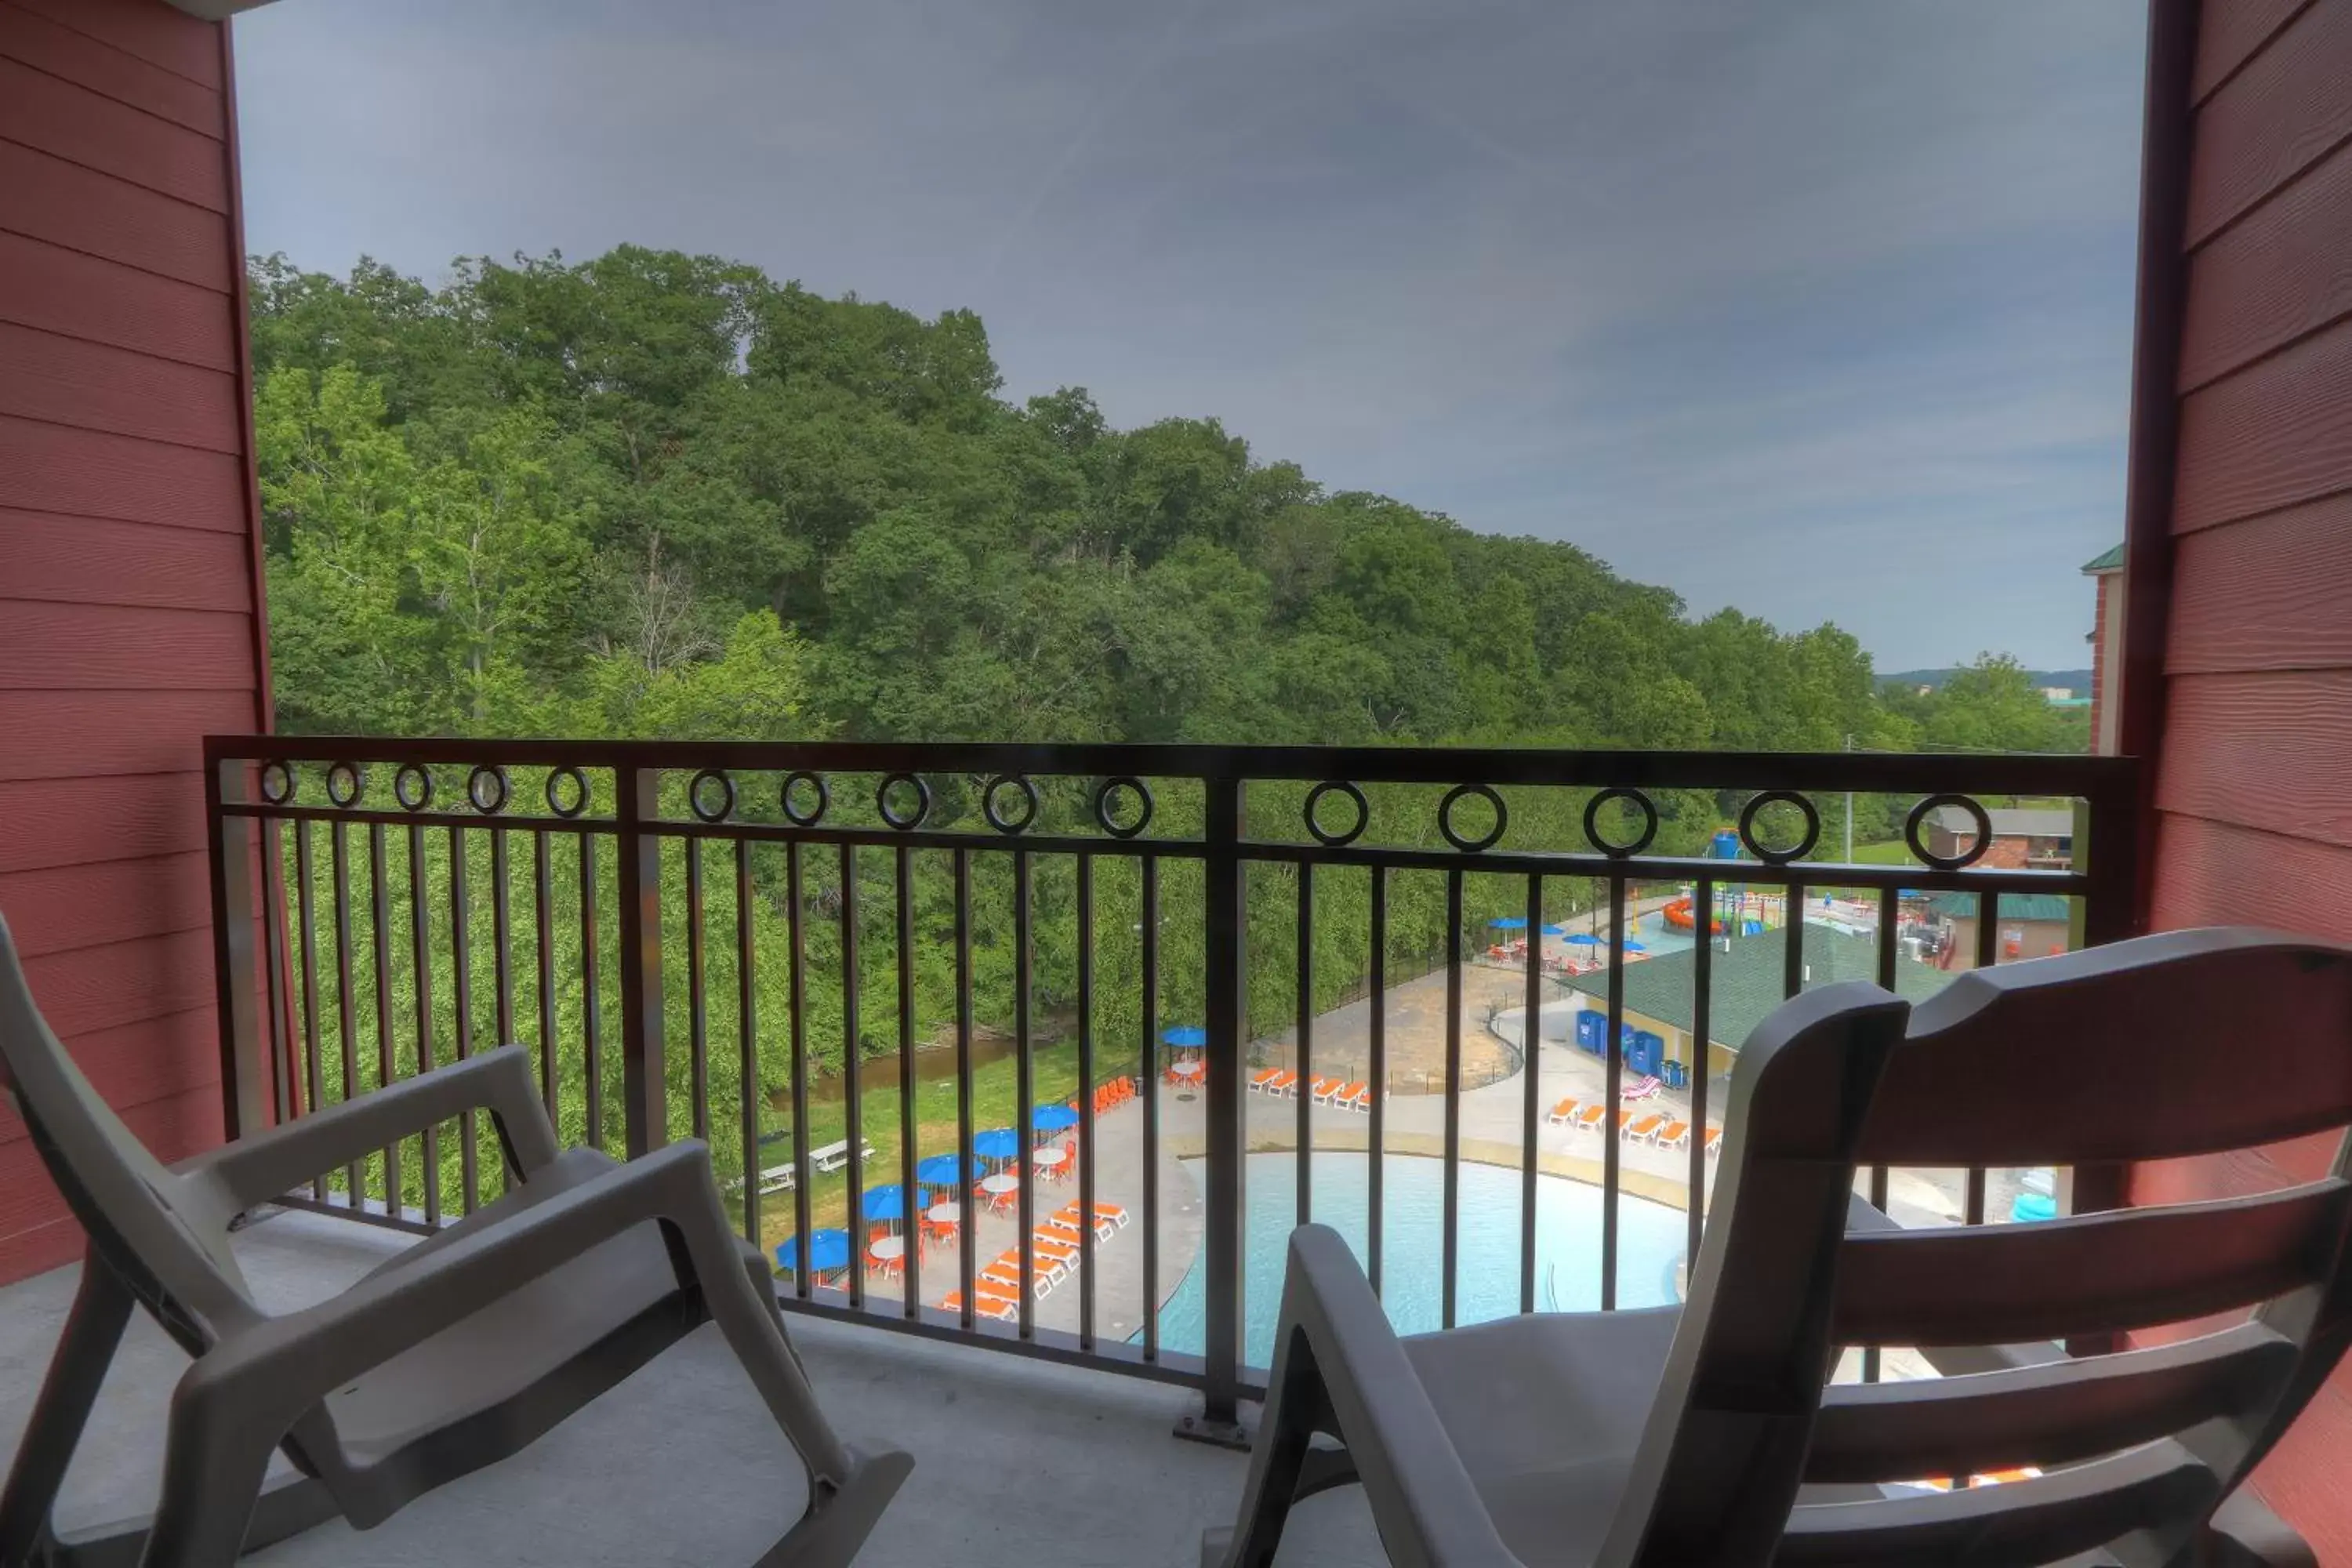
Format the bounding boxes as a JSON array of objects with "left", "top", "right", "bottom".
[
  {"left": 258, "top": 761, "right": 296, "bottom": 805},
  {"left": 1093, "top": 776, "right": 1155, "bottom": 840},
  {"left": 780, "top": 770, "right": 828, "bottom": 828},
  {"left": 1905, "top": 793, "right": 1992, "bottom": 871},
  {"left": 466, "top": 765, "right": 510, "bottom": 815},
  {"left": 1738, "top": 789, "right": 1820, "bottom": 865},
  {"left": 393, "top": 764, "right": 434, "bottom": 811},
  {"left": 877, "top": 772, "right": 931, "bottom": 831},
  {"left": 688, "top": 768, "right": 735, "bottom": 824},
  {"left": 325, "top": 762, "right": 365, "bottom": 808},
  {"left": 983, "top": 775, "right": 1039, "bottom": 835},
  {"left": 1583, "top": 786, "right": 1659, "bottom": 858},
  {"left": 546, "top": 766, "right": 590, "bottom": 819},
  {"left": 1303, "top": 781, "right": 1369, "bottom": 848},
  {"left": 1438, "top": 782, "right": 1508, "bottom": 853}
]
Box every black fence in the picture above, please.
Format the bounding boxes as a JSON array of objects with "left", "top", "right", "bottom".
[{"left": 206, "top": 737, "right": 2138, "bottom": 1428}]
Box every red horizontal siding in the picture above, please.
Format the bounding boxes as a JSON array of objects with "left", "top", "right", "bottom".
[
  {"left": 2177, "top": 137, "right": 2352, "bottom": 392},
  {"left": 17, "top": 927, "right": 215, "bottom": 1043},
  {"left": 0, "top": 601, "right": 257, "bottom": 691},
  {"left": 2149, "top": 813, "right": 2352, "bottom": 932},
  {"left": 0, "top": 771, "right": 208, "bottom": 876},
  {"left": 0, "top": 412, "right": 245, "bottom": 530},
  {"left": 0, "top": 56, "right": 227, "bottom": 211},
  {"left": 0, "top": 510, "right": 256, "bottom": 612},
  {"left": 0, "top": 1086, "right": 223, "bottom": 1239},
  {"left": 0, "top": 1004, "right": 220, "bottom": 1148},
  {"left": 0, "top": 230, "right": 238, "bottom": 372},
  {"left": 0, "top": 854, "right": 210, "bottom": 956},
  {"left": 10, "top": 0, "right": 219, "bottom": 91},
  {"left": 2186, "top": 0, "right": 2352, "bottom": 246},
  {"left": 2190, "top": 0, "right": 2316, "bottom": 103},
  {"left": 0, "top": 138, "right": 230, "bottom": 291},
  {"left": 2166, "top": 451, "right": 2352, "bottom": 678},
  {"left": 0, "top": 689, "right": 252, "bottom": 782},
  {"left": 0, "top": 322, "right": 241, "bottom": 452},
  {"left": 0, "top": 2, "right": 221, "bottom": 137},
  {"left": 2171, "top": 318, "right": 2352, "bottom": 532},
  {"left": 2154, "top": 670, "right": 2352, "bottom": 846}
]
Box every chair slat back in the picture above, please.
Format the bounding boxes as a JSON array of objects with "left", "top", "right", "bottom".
[
  {"left": 1607, "top": 927, "right": 2352, "bottom": 1568},
  {"left": 0, "top": 914, "right": 256, "bottom": 1346}
]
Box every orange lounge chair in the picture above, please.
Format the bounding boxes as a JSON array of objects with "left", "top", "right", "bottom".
[
  {"left": 1703, "top": 1126, "right": 1723, "bottom": 1157},
  {"left": 1309, "top": 1076, "right": 1345, "bottom": 1104},
  {"left": 1046, "top": 1205, "right": 1115, "bottom": 1241},
  {"left": 1033, "top": 1233, "right": 1080, "bottom": 1266},
  {"left": 1653, "top": 1120, "right": 1690, "bottom": 1151},
  {"left": 1338, "top": 1081, "right": 1369, "bottom": 1112},
  {"left": 1267, "top": 1071, "right": 1300, "bottom": 1097},
  {"left": 1571, "top": 1104, "right": 1607, "bottom": 1132},
  {"left": 1624, "top": 1112, "right": 1667, "bottom": 1142},
  {"left": 1545, "top": 1096, "right": 1580, "bottom": 1126},
  {"left": 1090, "top": 1201, "right": 1131, "bottom": 1229},
  {"left": 1250, "top": 1067, "right": 1284, "bottom": 1093},
  {"left": 938, "top": 1290, "right": 1018, "bottom": 1324}
]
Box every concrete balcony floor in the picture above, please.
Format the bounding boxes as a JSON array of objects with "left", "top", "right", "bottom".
[{"left": 0, "top": 1208, "right": 1379, "bottom": 1567}]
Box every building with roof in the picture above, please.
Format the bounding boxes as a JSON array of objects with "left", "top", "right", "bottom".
[
  {"left": 2083, "top": 542, "right": 2125, "bottom": 755},
  {"left": 1559, "top": 927, "right": 1952, "bottom": 1080},
  {"left": 1920, "top": 891, "right": 2074, "bottom": 971},
  {"left": 1926, "top": 805, "right": 2075, "bottom": 870}
]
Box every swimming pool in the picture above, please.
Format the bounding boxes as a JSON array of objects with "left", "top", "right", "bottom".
[{"left": 1145, "top": 1152, "right": 1686, "bottom": 1367}]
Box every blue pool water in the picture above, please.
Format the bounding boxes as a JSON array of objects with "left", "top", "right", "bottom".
[{"left": 1145, "top": 1152, "right": 1686, "bottom": 1367}]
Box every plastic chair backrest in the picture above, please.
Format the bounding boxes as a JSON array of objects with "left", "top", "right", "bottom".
[
  {"left": 0, "top": 913, "right": 258, "bottom": 1348},
  {"left": 1607, "top": 928, "right": 2352, "bottom": 1567}
]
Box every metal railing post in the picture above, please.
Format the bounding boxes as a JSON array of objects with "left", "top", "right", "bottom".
[
  {"left": 205, "top": 755, "right": 269, "bottom": 1143},
  {"left": 1181, "top": 771, "right": 1251, "bottom": 1445},
  {"left": 615, "top": 764, "right": 668, "bottom": 1157}
]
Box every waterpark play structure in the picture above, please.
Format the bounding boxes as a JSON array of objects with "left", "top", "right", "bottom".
[{"left": 1662, "top": 889, "right": 1786, "bottom": 938}]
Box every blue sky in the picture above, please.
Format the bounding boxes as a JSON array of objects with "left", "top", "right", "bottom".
[{"left": 233, "top": 0, "right": 2149, "bottom": 671}]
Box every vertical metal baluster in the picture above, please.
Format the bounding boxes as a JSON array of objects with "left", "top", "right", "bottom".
[
  {"left": 263, "top": 819, "right": 296, "bottom": 1126},
  {"left": 532, "top": 832, "right": 557, "bottom": 1122},
  {"left": 739, "top": 840, "right": 760, "bottom": 1250},
  {"left": 1784, "top": 877, "right": 1807, "bottom": 1000},
  {"left": 896, "top": 844, "right": 919, "bottom": 1317},
  {"left": 1689, "top": 877, "right": 1714, "bottom": 1284},
  {"left": 449, "top": 825, "right": 478, "bottom": 1214},
  {"left": 1076, "top": 851, "right": 1095, "bottom": 1350},
  {"left": 1967, "top": 893, "right": 1998, "bottom": 1226},
  {"left": 408, "top": 822, "right": 439, "bottom": 1225},
  {"left": 368, "top": 825, "right": 398, "bottom": 1214},
  {"left": 293, "top": 822, "right": 325, "bottom": 1202},
  {"left": 1520, "top": 872, "right": 1541, "bottom": 1315},
  {"left": 614, "top": 769, "right": 666, "bottom": 1160},
  {"left": 954, "top": 849, "right": 976, "bottom": 1327},
  {"left": 1200, "top": 778, "right": 1246, "bottom": 1427},
  {"left": 840, "top": 843, "right": 863, "bottom": 1309},
  {"left": 1864, "top": 884, "right": 1899, "bottom": 1383},
  {"left": 1367, "top": 867, "right": 1386, "bottom": 1300},
  {"left": 1443, "top": 868, "right": 1463, "bottom": 1330},
  {"left": 1295, "top": 860, "right": 1314, "bottom": 1226},
  {"left": 1141, "top": 854, "right": 1161, "bottom": 1359},
  {"left": 1602, "top": 873, "right": 1625, "bottom": 1311},
  {"left": 1014, "top": 848, "right": 1034, "bottom": 1333},
  {"left": 687, "top": 844, "right": 710, "bottom": 1142},
  {"left": 788, "top": 841, "right": 813, "bottom": 1298},
  {"left": 330, "top": 824, "right": 361, "bottom": 1204},
  {"left": 492, "top": 827, "right": 515, "bottom": 1051},
  {"left": 579, "top": 832, "right": 603, "bottom": 1153}
]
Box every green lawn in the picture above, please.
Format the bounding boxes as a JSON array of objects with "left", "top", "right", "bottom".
[{"left": 1848, "top": 840, "right": 1915, "bottom": 866}]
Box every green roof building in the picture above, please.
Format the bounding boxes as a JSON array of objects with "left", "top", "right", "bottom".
[{"left": 1560, "top": 926, "right": 1951, "bottom": 1076}]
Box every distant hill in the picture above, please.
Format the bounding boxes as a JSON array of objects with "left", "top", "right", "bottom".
[{"left": 1883, "top": 667, "right": 2092, "bottom": 695}]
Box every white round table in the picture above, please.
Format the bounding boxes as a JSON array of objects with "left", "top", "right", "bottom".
[
  {"left": 925, "top": 1202, "right": 960, "bottom": 1225},
  {"left": 977, "top": 1173, "right": 1019, "bottom": 1196},
  {"left": 1031, "top": 1146, "right": 1069, "bottom": 1171},
  {"left": 1170, "top": 1061, "right": 1204, "bottom": 1081},
  {"left": 867, "top": 1236, "right": 905, "bottom": 1265}
]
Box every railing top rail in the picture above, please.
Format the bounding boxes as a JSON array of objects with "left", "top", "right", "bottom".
[{"left": 206, "top": 735, "right": 2137, "bottom": 797}]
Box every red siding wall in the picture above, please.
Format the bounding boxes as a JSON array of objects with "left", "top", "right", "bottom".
[
  {"left": 2132, "top": 0, "right": 2352, "bottom": 1552},
  {"left": 0, "top": 0, "right": 267, "bottom": 1283}
]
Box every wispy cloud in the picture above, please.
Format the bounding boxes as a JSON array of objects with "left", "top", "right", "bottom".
[{"left": 234, "top": 0, "right": 2147, "bottom": 669}]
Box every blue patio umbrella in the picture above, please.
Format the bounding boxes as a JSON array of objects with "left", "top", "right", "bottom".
[
  {"left": 1622, "top": 940, "right": 1647, "bottom": 953},
  {"left": 1488, "top": 916, "right": 1527, "bottom": 931},
  {"left": 1161, "top": 1025, "right": 1207, "bottom": 1049},
  {"left": 973, "top": 1127, "right": 1021, "bottom": 1161},
  {"left": 775, "top": 1229, "right": 850, "bottom": 1274},
  {"left": 1030, "top": 1103, "right": 1080, "bottom": 1134},
  {"left": 858, "top": 1184, "right": 908, "bottom": 1222},
  {"left": 916, "top": 1152, "right": 978, "bottom": 1186},
  {"left": 1541, "top": 924, "right": 1566, "bottom": 936},
  {"left": 1566, "top": 932, "right": 1601, "bottom": 947}
]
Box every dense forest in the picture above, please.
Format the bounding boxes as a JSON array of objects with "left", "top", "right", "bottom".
[{"left": 246, "top": 246, "right": 2088, "bottom": 1222}]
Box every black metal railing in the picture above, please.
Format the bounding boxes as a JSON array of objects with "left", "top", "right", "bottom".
[{"left": 205, "top": 738, "right": 2139, "bottom": 1428}]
